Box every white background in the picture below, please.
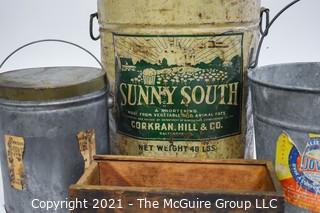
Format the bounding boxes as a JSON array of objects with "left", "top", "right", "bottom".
[{"left": 0, "top": 0, "right": 319, "bottom": 212}]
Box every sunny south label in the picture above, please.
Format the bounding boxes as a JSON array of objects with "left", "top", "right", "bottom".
[{"left": 114, "top": 33, "right": 243, "bottom": 141}]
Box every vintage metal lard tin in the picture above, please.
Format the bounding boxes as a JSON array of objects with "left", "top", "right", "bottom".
[
  {"left": 90, "top": 0, "right": 263, "bottom": 159},
  {"left": 249, "top": 63, "right": 320, "bottom": 213},
  {"left": 0, "top": 40, "right": 109, "bottom": 213}
]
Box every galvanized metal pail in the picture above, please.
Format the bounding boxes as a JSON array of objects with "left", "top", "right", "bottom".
[
  {"left": 0, "top": 40, "right": 109, "bottom": 213},
  {"left": 249, "top": 63, "right": 320, "bottom": 213},
  {"left": 90, "top": 0, "right": 263, "bottom": 159}
]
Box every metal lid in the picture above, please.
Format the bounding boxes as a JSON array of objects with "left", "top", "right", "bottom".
[{"left": 0, "top": 66, "right": 107, "bottom": 101}]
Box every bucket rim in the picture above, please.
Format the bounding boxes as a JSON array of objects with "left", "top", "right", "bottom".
[{"left": 248, "top": 62, "right": 320, "bottom": 93}]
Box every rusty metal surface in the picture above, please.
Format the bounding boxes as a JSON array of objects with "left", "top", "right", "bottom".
[{"left": 98, "top": 0, "right": 261, "bottom": 26}]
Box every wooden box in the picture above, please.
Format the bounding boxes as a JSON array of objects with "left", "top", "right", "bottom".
[{"left": 69, "top": 156, "right": 284, "bottom": 212}]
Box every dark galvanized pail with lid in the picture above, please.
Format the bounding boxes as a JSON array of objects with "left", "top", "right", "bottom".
[
  {"left": 249, "top": 63, "right": 320, "bottom": 213},
  {"left": 0, "top": 40, "right": 110, "bottom": 213}
]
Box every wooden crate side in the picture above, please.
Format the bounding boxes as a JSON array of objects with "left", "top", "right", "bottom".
[
  {"left": 69, "top": 187, "right": 284, "bottom": 213},
  {"left": 74, "top": 162, "right": 99, "bottom": 185},
  {"left": 265, "top": 161, "right": 283, "bottom": 194},
  {"left": 94, "top": 155, "right": 270, "bottom": 165},
  {"left": 97, "top": 160, "right": 275, "bottom": 192}
]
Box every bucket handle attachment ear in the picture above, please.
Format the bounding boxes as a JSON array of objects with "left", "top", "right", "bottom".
[
  {"left": 249, "top": 0, "right": 302, "bottom": 69},
  {"left": 90, "top": 12, "right": 100, "bottom": 41}
]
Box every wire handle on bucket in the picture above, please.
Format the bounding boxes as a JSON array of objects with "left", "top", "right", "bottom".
[
  {"left": 0, "top": 39, "right": 104, "bottom": 70},
  {"left": 0, "top": 38, "right": 115, "bottom": 106},
  {"left": 249, "top": 0, "right": 302, "bottom": 69},
  {"left": 0, "top": 38, "right": 114, "bottom": 105},
  {"left": 0, "top": 39, "right": 114, "bottom": 107}
]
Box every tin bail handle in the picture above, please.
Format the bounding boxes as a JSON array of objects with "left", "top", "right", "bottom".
[
  {"left": 249, "top": 0, "right": 302, "bottom": 69},
  {"left": 0, "top": 39, "right": 114, "bottom": 107},
  {"left": 0, "top": 39, "right": 103, "bottom": 70}
]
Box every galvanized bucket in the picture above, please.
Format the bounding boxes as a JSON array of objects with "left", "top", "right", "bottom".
[
  {"left": 247, "top": 1, "right": 318, "bottom": 211},
  {"left": 0, "top": 40, "right": 109, "bottom": 213},
  {"left": 90, "top": 0, "right": 263, "bottom": 159},
  {"left": 249, "top": 63, "right": 320, "bottom": 213}
]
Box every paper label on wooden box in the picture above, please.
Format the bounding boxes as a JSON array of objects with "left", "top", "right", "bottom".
[
  {"left": 77, "top": 130, "right": 96, "bottom": 169},
  {"left": 4, "top": 135, "right": 25, "bottom": 190},
  {"left": 275, "top": 132, "right": 320, "bottom": 212}
]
